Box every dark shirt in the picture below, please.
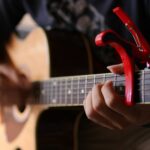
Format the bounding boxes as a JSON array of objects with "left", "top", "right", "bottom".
[
  {"left": 0, "top": 0, "right": 150, "bottom": 65},
  {"left": 1, "top": 0, "right": 150, "bottom": 40}
]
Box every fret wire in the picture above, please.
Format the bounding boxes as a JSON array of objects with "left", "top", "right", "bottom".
[
  {"left": 48, "top": 81, "right": 50, "bottom": 104},
  {"left": 51, "top": 81, "right": 53, "bottom": 104},
  {"left": 104, "top": 73, "right": 106, "bottom": 83},
  {"left": 45, "top": 82, "right": 48, "bottom": 104},
  {"left": 49, "top": 81, "right": 52, "bottom": 104},
  {"left": 40, "top": 82, "right": 45, "bottom": 104},
  {"left": 77, "top": 76, "right": 80, "bottom": 104},
  {"left": 45, "top": 82, "right": 50, "bottom": 104},
  {"left": 54, "top": 80, "right": 57, "bottom": 104},
  {"left": 58, "top": 80, "right": 62, "bottom": 104},
  {"left": 46, "top": 81, "right": 49, "bottom": 104},
  {"left": 65, "top": 78, "right": 68, "bottom": 104},
  {"left": 50, "top": 80, "right": 53, "bottom": 104},
  {"left": 143, "top": 70, "right": 145, "bottom": 103},
  {"left": 86, "top": 76, "right": 93, "bottom": 96},
  {"left": 73, "top": 77, "right": 78, "bottom": 104},
  {"left": 63, "top": 79, "right": 67, "bottom": 105},
  {"left": 57, "top": 80, "right": 60, "bottom": 104},
  {"left": 41, "top": 82, "right": 44, "bottom": 104},
  {"left": 114, "top": 74, "right": 116, "bottom": 88},
  {"left": 71, "top": 77, "right": 73, "bottom": 105},
  {"left": 95, "top": 74, "right": 100, "bottom": 84},
  {"left": 94, "top": 74, "right": 96, "bottom": 85},
  {"left": 47, "top": 81, "right": 50, "bottom": 104},
  {"left": 71, "top": 78, "right": 74, "bottom": 105},
  {"left": 67, "top": 78, "right": 70, "bottom": 105},
  {"left": 79, "top": 76, "right": 85, "bottom": 104},
  {"left": 65, "top": 78, "right": 67, "bottom": 105},
  {"left": 85, "top": 75, "right": 87, "bottom": 99}
]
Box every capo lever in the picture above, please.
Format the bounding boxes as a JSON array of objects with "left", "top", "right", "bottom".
[
  {"left": 95, "top": 7, "right": 150, "bottom": 106},
  {"left": 113, "top": 7, "right": 150, "bottom": 66}
]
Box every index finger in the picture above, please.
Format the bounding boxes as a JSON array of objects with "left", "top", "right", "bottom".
[{"left": 102, "top": 80, "right": 140, "bottom": 123}]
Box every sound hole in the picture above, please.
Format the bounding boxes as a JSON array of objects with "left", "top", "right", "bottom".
[
  {"left": 15, "top": 147, "right": 22, "bottom": 150},
  {"left": 18, "top": 105, "right": 26, "bottom": 113},
  {"left": 12, "top": 104, "right": 31, "bottom": 123}
]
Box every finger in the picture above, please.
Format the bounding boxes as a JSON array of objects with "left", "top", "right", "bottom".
[
  {"left": 0, "top": 64, "right": 31, "bottom": 89},
  {"left": 107, "top": 63, "right": 124, "bottom": 74},
  {"left": 0, "top": 64, "right": 32, "bottom": 106},
  {"left": 92, "top": 83, "right": 130, "bottom": 129},
  {"left": 102, "top": 80, "right": 140, "bottom": 123},
  {"left": 107, "top": 63, "right": 139, "bottom": 74},
  {"left": 0, "top": 65, "right": 18, "bottom": 83},
  {"left": 83, "top": 91, "right": 117, "bottom": 129}
]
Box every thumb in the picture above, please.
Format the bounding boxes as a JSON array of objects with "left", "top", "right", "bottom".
[{"left": 107, "top": 63, "right": 124, "bottom": 74}]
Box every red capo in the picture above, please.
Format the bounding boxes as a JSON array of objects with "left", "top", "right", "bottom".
[{"left": 95, "top": 7, "right": 150, "bottom": 106}]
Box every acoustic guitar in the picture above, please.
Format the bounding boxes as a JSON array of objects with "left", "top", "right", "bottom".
[
  {"left": 0, "top": 27, "right": 93, "bottom": 150},
  {"left": 0, "top": 27, "right": 149, "bottom": 150}
]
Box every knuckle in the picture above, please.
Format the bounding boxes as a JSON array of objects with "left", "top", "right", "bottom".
[
  {"left": 93, "top": 99, "right": 104, "bottom": 112},
  {"left": 101, "top": 82, "right": 109, "bottom": 91},
  {"left": 85, "top": 107, "right": 95, "bottom": 120},
  {"left": 105, "top": 97, "right": 116, "bottom": 108},
  {"left": 93, "top": 83, "right": 102, "bottom": 91}
]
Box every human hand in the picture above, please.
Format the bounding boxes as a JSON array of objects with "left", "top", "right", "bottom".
[
  {"left": 0, "top": 63, "right": 32, "bottom": 106},
  {"left": 83, "top": 63, "right": 150, "bottom": 129}
]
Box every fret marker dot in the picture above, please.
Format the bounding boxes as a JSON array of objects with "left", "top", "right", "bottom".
[
  {"left": 68, "top": 90, "right": 72, "bottom": 94},
  {"left": 81, "top": 89, "right": 84, "bottom": 93},
  {"left": 53, "top": 82, "right": 57, "bottom": 86},
  {"left": 52, "top": 99, "right": 57, "bottom": 103},
  {"left": 41, "top": 90, "right": 45, "bottom": 95}
]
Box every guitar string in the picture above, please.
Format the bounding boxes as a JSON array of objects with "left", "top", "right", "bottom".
[
  {"left": 31, "top": 70, "right": 150, "bottom": 104},
  {"left": 33, "top": 85, "right": 148, "bottom": 105},
  {"left": 34, "top": 80, "right": 150, "bottom": 95}
]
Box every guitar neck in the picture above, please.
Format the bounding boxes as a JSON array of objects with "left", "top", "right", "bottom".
[{"left": 31, "top": 69, "right": 150, "bottom": 106}]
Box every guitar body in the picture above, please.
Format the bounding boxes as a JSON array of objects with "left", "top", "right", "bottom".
[{"left": 0, "top": 27, "right": 93, "bottom": 150}]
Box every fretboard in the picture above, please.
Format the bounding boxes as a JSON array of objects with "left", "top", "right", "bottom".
[{"left": 31, "top": 69, "right": 150, "bottom": 106}]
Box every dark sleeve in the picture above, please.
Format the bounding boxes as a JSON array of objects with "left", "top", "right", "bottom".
[
  {"left": 144, "top": 0, "right": 150, "bottom": 42},
  {"left": 145, "top": 0, "right": 150, "bottom": 17},
  {"left": 0, "top": 0, "right": 26, "bottom": 44}
]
